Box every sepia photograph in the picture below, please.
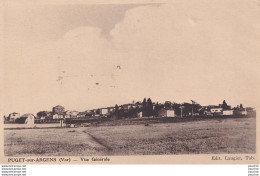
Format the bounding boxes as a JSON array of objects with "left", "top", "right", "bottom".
[{"left": 1, "top": 0, "right": 259, "bottom": 163}]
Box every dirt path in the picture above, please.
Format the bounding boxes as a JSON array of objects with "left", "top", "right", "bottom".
[{"left": 82, "top": 129, "right": 112, "bottom": 154}]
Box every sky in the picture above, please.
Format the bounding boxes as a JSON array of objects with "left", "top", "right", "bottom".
[{"left": 2, "top": 0, "right": 260, "bottom": 115}]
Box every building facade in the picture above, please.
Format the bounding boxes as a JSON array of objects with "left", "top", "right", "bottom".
[
  {"left": 158, "top": 108, "right": 175, "bottom": 117},
  {"left": 223, "top": 110, "right": 234, "bottom": 116},
  {"left": 210, "top": 107, "right": 223, "bottom": 113}
]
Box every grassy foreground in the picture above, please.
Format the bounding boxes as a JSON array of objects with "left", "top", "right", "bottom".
[{"left": 4, "top": 117, "right": 256, "bottom": 156}]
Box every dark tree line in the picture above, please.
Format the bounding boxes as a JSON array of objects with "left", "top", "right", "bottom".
[
  {"left": 142, "top": 98, "right": 154, "bottom": 117},
  {"left": 113, "top": 104, "right": 140, "bottom": 119}
]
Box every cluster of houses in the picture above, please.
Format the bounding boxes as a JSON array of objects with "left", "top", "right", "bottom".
[
  {"left": 201, "top": 105, "right": 246, "bottom": 116},
  {"left": 4, "top": 100, "right": 256, "bottom": 123},
  {"left": 157, "top": 103, "right": 250, "bottom": 118}
]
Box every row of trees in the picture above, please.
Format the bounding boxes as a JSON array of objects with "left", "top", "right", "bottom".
[{"left": 111, "top": 98, "right": 207, "bottom": 118}]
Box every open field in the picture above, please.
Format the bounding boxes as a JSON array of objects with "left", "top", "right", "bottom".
[{"left": 4, "top": 117, "right": 256, "bottom": 156}]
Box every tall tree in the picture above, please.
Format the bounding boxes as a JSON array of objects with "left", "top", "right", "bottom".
[
  {"left": 115, "top": 104, "right": 119, "bottom": 112},
  {"left": 3, "top": 116, "right": 7, "bottom": 122},
  {"left": 153, "top": 102, "right": 161, "bottom": 116},
  {"left": 114, "top": 104, "right": 119, "bottom": 117},
  {"left": 37, "top": 111, "right": 48, "bottom": 119},
  {"left": 147, "top": 98, "right": 153, "bottom": 116},
  {"left": 142, "top": 98, "right": 147, "bottom": 116},
  {"left": 222, "top": 100, "right": 228, "bottom": 110},
  {"left": 182, "top": 103, "right": 192, "bottom": 116}
]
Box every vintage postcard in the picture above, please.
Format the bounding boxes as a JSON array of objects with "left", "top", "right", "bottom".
[{"left": 0, "top": 0, "right": 259, "bottom": 164}]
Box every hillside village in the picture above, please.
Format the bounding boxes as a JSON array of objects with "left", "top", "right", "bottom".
[{"left": 4, "top": 98, "right": 256, "bottom": 124}]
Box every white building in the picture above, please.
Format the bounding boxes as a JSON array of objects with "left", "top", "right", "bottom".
[
  {"left": 53, "top": 114, "right": 64, "bottom": 119},
  {"left": 241, "top": 110, "right": 247, "bottom": 115},
  {"left": 24, "top": 114, "right": 35, "bottom": 127},
  {"left": 158, "top": 108, "right": 175, "bottom": 117},
  {"left": 210, "top": 107, "right": 223, "bottom": 113},
  {"left": 166, "top": 110, "right": 175, "bottom": 117},
  {"left": 100, "top": 108, "right": 109, "bottom": 115},
  {"left": 223, "top": 110, "right": 234, "bottom": 115},
  {"left": 137, "top": 112, "right": 143, "bottom": 118},
  {"left": 64, "top": 111, "right": 79, "bottom": 118}
]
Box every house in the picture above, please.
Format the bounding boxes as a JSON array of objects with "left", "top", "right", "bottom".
[
  {"left": 234, "top": 108, "right": 247, "bottom": 116},
  {"left": 204, "top": 111, "right": 213, "bottom": 116},
  {"left": 137, "top": 111, "right": 143, "bottom": 118},
  {"left": 120, "top": 104, "right": 135, "bottom": 110},
  {"left": 153, "top": 103, "right": 156, "bottom": 110},
  {"left": 208, "top": 106, "right": 223, "bottom": 115},
  {"left": 107, "top": 107, "right": 115, "bottom": 113},
  {"left": 223, "top": 110, "right": 234, "bottom": 116},
  {"left": 158, "top": 108, "right": 175, "bottom": 117},
  {"left": 64, "top": 111, "right": 79, "bottom": 119},
  {"left": 53, "top": 113, "right": 64, "bottom": 119},
  {"left": 64, "top": 112, "right": 70, "bottom": 119},
  {"left": 77, "top": 111, "right": 91, "bottom": 118},
  {"left": 210, "top": 107, "right": 223, "bottom": 113},
  {"left": 240, "top": 108, "right": 247, "bottom": 115},
  {"left": 23, "top": 114, "right": 35, "bottom": 126},
  {"left": 100, "top": 108, "right": 109, "bottom": 115},
  {"left": 201, "top": 106, "right": 218, "bottom": 116},
  {"left": 8, "top": 112, "right": 20, "bottom": 122}
]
